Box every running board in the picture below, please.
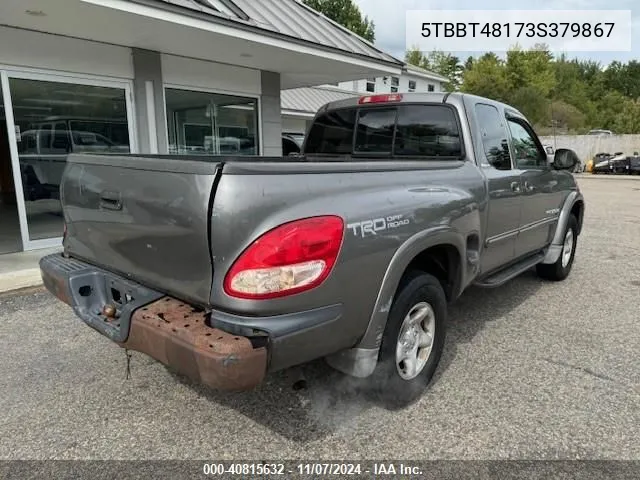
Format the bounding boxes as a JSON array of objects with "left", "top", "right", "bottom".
[{"left": 474, "top": 252, "right": 545, "bottom": 288}]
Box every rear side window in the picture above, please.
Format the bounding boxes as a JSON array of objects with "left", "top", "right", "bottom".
[
  {"left": 475, "top": 103, "right": 512, "bottom": 170},
  {"left": 394, "top": 105, "right": 461, "bottom": 157},
  {"left": 305, "top": 109, "right": 356, "bottom": 154},
  {"left": 305, "top": 104, "right": 463, "bottom": 158},
  {"left": 354, "top": 108, "right": 396, "bottom": 153}
]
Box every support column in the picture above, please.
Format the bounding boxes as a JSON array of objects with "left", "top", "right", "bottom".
[
  {"left": 132, "top": 49, "right": 167, "bottom": 154},
  {"left": 260, "top": 71, "right": 282, "bottom": 157}
]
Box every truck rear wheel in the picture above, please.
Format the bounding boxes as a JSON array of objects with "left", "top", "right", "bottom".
[
  {"left": 369, "top": 271, "right": 446, "bottom": 409},
  {"left": 536, "top": 214, "right": 578, "bottom": 281}
]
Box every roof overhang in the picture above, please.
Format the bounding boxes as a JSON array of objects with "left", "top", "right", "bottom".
[
  {"left": 281, "top": 86, "right": 361, "bottom": 117},
  {"left": 0, "top": 0, "right": 402, "bottom": 89},
  {"left": 404, "top": 66, "right": 450, "bottom": 83}
]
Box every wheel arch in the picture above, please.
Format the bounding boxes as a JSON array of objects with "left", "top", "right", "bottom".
[
  {"left": 325, "top": 227, "right": 468, "bottom": 378},
  {"left": 542, "top": 191, "right": 584, "bottom": 265},
  {"left": 571, "top": 199, "right": 584, "bottom": 235}
]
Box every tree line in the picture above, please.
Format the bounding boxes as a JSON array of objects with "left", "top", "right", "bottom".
[
  {"left": 407, "top": 46, "right": 640, "bottom": 135},
  {"left": 302, "top": 0, "right": 639, "bottom": 134}
]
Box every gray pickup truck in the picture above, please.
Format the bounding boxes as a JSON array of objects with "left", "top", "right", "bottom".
[{"left": 40, "top": 92, "right": 584, "bottom": 408}]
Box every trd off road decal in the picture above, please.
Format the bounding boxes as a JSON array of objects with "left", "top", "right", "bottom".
[{"left": 347, "top": 214, "right": 410, "bottom": 238}]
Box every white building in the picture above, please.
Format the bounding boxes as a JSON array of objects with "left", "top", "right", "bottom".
[
  {"left": 337, "top": 63, "right": 449, "bottom": 95},
  {"left": 0, "top": 0, "right": 404, "bottom": 256},
  {"left": 281, "top": 64, "right": 450, "bottom": 136}
]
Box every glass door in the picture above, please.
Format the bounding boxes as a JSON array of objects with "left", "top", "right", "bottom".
[
  {"left": 1, "top": 70, "right": 136, "bottom": 250},
  {"left": 0, "top": 73, "right": 23, "bottom": 254}
]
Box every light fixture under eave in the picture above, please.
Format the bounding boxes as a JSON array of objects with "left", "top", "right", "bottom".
[{"left": 25, "top": 9, "right": 47, "bottom": 17}]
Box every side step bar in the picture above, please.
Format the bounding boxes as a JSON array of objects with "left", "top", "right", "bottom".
[{"left": 474, "top": 252, "right": 545, "bottom": 288}]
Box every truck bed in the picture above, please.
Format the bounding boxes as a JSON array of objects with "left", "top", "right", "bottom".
[{"left": 61, "top": 153, "right": 467, "bottom": 308}]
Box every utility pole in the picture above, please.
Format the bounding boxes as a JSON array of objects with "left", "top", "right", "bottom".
[{"left": 550, "top": 105, "right": 557, "bottom": 149}]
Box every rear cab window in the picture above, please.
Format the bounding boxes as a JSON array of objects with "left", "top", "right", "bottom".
[
  {"left": 305, "top": 103, "right": 463, "bottom": 159},
  {"left": 304, "top": 109, "right": 356, "bottom": 154}
]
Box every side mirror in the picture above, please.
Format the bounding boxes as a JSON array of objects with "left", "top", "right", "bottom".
[{"left": 553, "top": 148, "right": 579, "bottom": 170}]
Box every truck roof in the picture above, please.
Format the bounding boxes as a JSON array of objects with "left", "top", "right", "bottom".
[{"left": 316, "top": 91, "right": 525, "bottom": 119}]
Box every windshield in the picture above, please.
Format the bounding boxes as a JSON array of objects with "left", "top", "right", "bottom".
[{"left": 305, "top": 104, "right": 463, "bottom": 158}]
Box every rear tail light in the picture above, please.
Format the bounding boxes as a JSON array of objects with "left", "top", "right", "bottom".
[
  {"left": 223, "top": 216, "right": 344, "bottom": 299},
  {"left": 358, "top": 93, "right": 403, "bottom": 104}
]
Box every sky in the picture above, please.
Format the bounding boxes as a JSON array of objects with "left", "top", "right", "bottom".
[{"left": 353, "top": 0, "right": 640, "bottom": 66}]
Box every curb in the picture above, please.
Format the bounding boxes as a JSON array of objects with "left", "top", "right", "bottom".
[{"left": 0, "top": 268, "right": 43, "bottom": 295}]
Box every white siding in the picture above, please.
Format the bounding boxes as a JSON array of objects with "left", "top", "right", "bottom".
[
  {"left": 0, "top": 26, "right": 133, "bottom": 79},
  {"left": 162, "top": 54, "right": 261, "bottom": 96},
  {"left": 337, "top": 73, "right": 445, "bottom": 94},
  {"left": 282, "top": 116, "right": 308, "bottom": 134}
]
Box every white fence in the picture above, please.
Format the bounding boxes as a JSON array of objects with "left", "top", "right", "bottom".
[{"left": 540, "top": 135, "right": 640, "bottom": 161}]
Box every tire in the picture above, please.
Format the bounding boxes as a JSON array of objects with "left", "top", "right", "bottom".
[
  {"left": 536, "top": 214, "right": 578, "bottom": 281},
  {"left": 367, "top": 271, "right": 447, "bottom": 409}
]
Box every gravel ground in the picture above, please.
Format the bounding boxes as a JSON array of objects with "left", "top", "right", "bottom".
[{"left": 1, "top": 177, "right": 639, "bottom": 462}]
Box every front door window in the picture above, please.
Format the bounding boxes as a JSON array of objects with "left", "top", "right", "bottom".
[{"left": 506, "top": 118, "right": 547, "bottom": 169}]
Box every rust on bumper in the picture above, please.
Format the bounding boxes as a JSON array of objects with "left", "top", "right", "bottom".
[
  {"left": 41, "top": 265, "right": 73, "bottom": 306},
  {"left": 119, "top": 297, "right": 268, "bottom": 391}
]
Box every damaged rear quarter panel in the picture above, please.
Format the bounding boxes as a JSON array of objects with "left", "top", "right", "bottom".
[{"left": 208, "top": 160, "right": 485, "bottom": 354}]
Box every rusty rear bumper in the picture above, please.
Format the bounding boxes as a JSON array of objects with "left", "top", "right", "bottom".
[
  {"left": 39, "top": 253, "right": 267, "bottom": 391},
  {"left": 121, "top": 297, "right": 267, "bottom": 391}
]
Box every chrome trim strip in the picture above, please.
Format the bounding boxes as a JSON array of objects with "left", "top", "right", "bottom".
[
  {"left": 486, "top": 216, "right": 558, "bottom": 246},
  {"left": 519, "top": 216, "right": 558, "bottom": 233}
]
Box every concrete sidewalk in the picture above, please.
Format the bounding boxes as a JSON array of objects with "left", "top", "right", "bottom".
[{"left": 0, "top": 248, "right": 60, "bottom": 294}]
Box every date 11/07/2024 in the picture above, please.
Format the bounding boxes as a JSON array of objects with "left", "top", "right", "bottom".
[
  {"left": 202, "top": 463, "right": 422, "bottom": 476},
  {"left": 421, "top": 22, "right": 616, "bottom": 39}
]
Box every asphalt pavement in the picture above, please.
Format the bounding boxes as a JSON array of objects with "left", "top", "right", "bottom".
[{"left": 1, "top": 176, "right": 639, "bottom": 461}]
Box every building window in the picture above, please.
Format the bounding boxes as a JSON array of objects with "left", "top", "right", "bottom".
[
  {"left": 428, "top": 84, "right": 435, "bottom": 92},
  {"left": 408, "top": 80, "right": 417, "bottom": 92},
  {"left": 11, "top": 78, "right": 131, "bottom": 242},
  {"left": 391, "top": 76, "right": 400, "bottom": 93},
  {"left": 366, "top": 78, "right": 376, "bottom": 93},
  {"left": 165, "top": 88, "right": 259, "bottom": 155}
]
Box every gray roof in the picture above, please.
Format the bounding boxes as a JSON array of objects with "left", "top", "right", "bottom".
[
  {"left": 154, "top": 0, "right": 402, "bottom": 66},
  {"left": 281, "top": 86, "right": 360, "bottom": 115}
]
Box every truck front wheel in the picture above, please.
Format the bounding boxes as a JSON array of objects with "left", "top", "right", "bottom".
[
  {"left": 369, "top": 271, "right": 447, "bottom": 409},
  {"left": 536, "top": 214, "right": 578, "bottom": 281}
]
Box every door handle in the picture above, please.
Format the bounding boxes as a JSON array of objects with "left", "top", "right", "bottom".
[
  {"left": 100, "top": 191, "right": 122, "bottom": 211},
  {"left": 510, "top": 181, "right": 521, "bottom": 193}
]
